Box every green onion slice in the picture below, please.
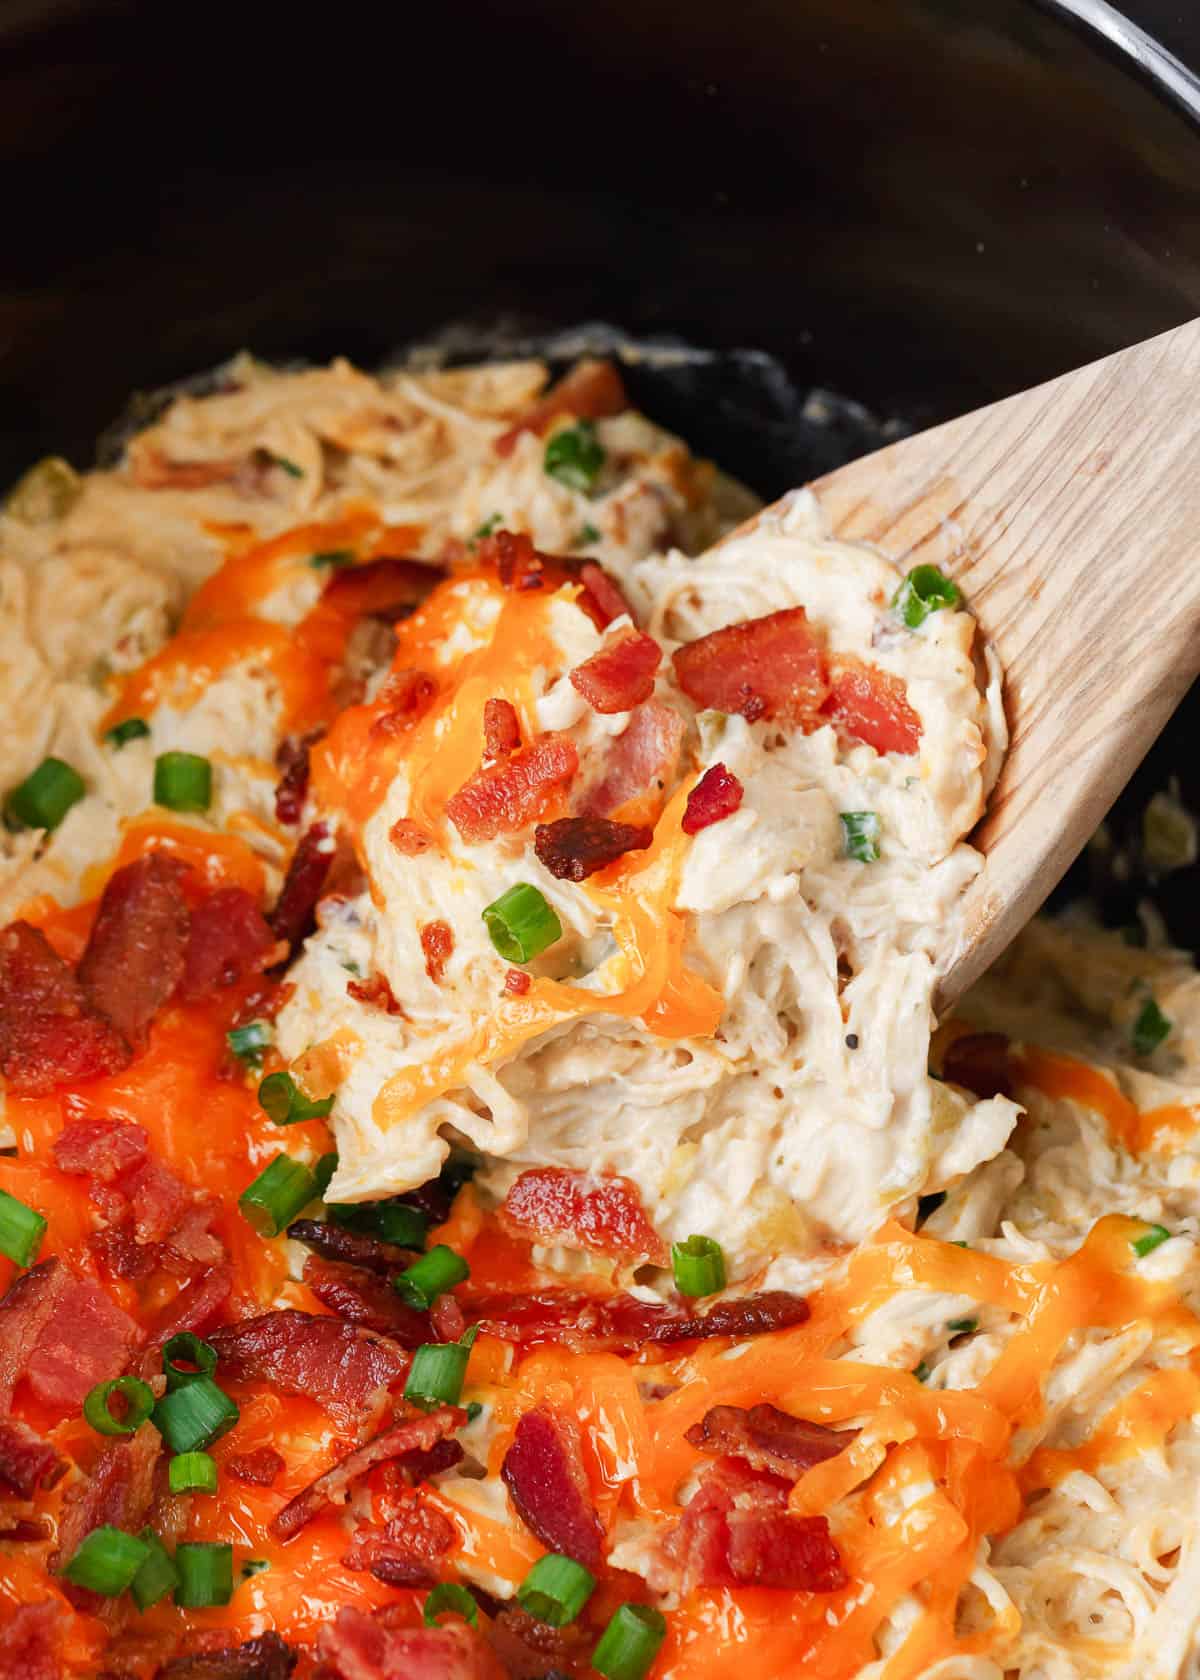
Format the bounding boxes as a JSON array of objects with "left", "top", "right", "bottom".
[
  {"left": 309, "top": 548, "right": 355, "bottom": 569},
  {"left": 242, "top": 1558, "right": 271, "bottom": 1578},
  {"left": 84, "top": 1375, "right": 156, "bottom": 1437},
  {"left": 422, "top": 1582, "right": 479, "bottom": 1628},
  {"left": 4, "top": 757, "right": 86, "bottom": 832},
  {"left": 671, "top": 1235, "right": 726, "bottom": 1299},
  {"left": 1132, "top": 998, "right": 1171, "bottom": 1058},
  {"left": 1132, "top": 1223, "right": 1171, "bottom": 1258},
  {"left": 64, "top": 1525, "right": 151, "bottom": 1597},
  {"left": 130, "top": 1528, "right": 180, "bottom": 1611},
  {"left": 473, "top": 513, "right": 503, "bottom": 540},
  {"left": 405, "top": 1327, "right": 478, "bottom": 1411},
  {"left": 482, "top": 882, "right": 562, "bottom": 964},
  {"left": 152, "top": 1375, "right": 239, "bottom": 1454},
  {"left": 592, "top": 1603, "right": 668, "bottom": 1680},
  {"left": 174, "top": 1540, "right": 234, "bottom": 1608},
  {"left": 544, "top": 420, "right": 606, "bottom": 494},
  {"left": 227, "top": 1020, "right": 273, "bottom": 1067},
  {"left": 840, "top": 811, "right": 881, "bottom": 863},
  {"left": 168, "top": 1451, "right": 219, "bottom": 1495},
  {"left": 892, "top": 564, "right": 961, "bottom": 629},
  {"left": 328, "top": 1198, "right": 427, "bottom": 1248},
  {"left": 239, "top": 1154, "right": 319, "bottom": 1237},
  {"left": 913, "top": 1360, "right": 932, "bottom": 1383},
  {"left": 0, "top": 1187, "right": 46, "bottom": 1268},
  {"left": 162, "top": 1331, "right": 219, "bottom": 1391},
  {"left": 517, "top": 1553, "right": 596, "bottom": 1626},
  {"left": 313, "top": 1152, "right": 339, "bottom": 1201},
  {"left": 394, "top": 1244, "right": 470, "bottom": 1310},
  {"left": 947, "top": 1317, "right": 978, "bottom": 1335},
  {"left": 153, "top": 751, "right": 212, "bottom": 813},
  {"left": 258, "top": 1070, "right": 334, "bottom": 1125},
  {"left": 574, "top": 521, "right": 601, "bottom": 548},
  {"left": 106, "top": 717, "right": 151, "bottom": 748}
]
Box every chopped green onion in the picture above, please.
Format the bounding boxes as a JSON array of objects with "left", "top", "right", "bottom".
[
  {"left": 174, "top": 1541, "right": 234, "bottom": 1608},
  {"left": 130, "top": 1528, "right": 179, "bottom": 1611},
  {"left": 473, "top": 513, "right": 503, "bottom": 540},
  {"left": 544, "top": 420, "right": 605, "bottom": 494},
  {"left": 106, "top": 717, "right": 151, "bottom": 748},
  {"left": 313, "top": 1152, "right": 339, "bottom": 1200},
  {"left": 154, "top": 751, "right": 212, "bottom": 813},
  {"left": 266, "top": 452, "right": 304, "bottom": 479},
  {"left": 913, "top": 1360, "right": 932, "bottom": 1383},
  {"left": 947, "top": 1317, "right": 978, "bottom": 1335},
  {"left": 574, "top": 522, "right": 601, "bottom": 548},
  {"left": 916, "top": 1191, "right": 946, "bottom": 1226},
  {"left": 482, "top": 882, "right": 562, "bottom": 964},
  {"left": 840, "top": 811, "right": 881, "bottom": 863},
  {"left": 0, "top": 1187, "right": 46, "bottom": 1267},
  {"left": 405, "top": 1327, "right": 478, "bottom": 1411},
  {"left": 242, "top": 1558, "right": 270, "bottom": 1578},
  {"left": 671, "top": 1235, "right": 726, "bottom": 1298},
  {"left": 517, "top": 1553, "right": 596, "bottom": 1626},
  {"left": 466, "top": 1400, "right": 483, "bottom": 1423},
  {"left": 422, "top": 1582, "right": 479, "bottom": 1628},
  {"left": 239, "top": 1153, "right": 319, "bottom": 1237},
  {"left": 258, "top": 1070, "right": 334, "bottom": 1125},
  {"left": 329, "top": 1198, "right": 427, "bottom": 1248},
  {"left": 592, "top": 1603, "right": 667, "bottom": 1680},
  {"left": 5, "top": 455, "right": 81, "bottom": 523},
  {"left": 1132, "top": 1223, "right": 1171, "bottom": 1258},
  {"left": 309, "top": 548, "right": 355, "bottom": 570},
  {"left": 84, "top": 1376, "right": 155, "bottom": 1437},
  {"left": 162, "top": 1331, "right": 219, "bottom": 1391},
  {"left": 64, "top": 1525, "right": 151, "bottom": 1597},
  {"left": 152, "top": 1375, "right": 239, "bottom": 1454},
  {"left": 169, "top": 1451, "right": 218, "bottom": 1495},
  {"left": 1132, "top": 998, "right": 1171, "bottom": 1058},
  {"left": 4, "top": 757, "right": 86, "bottom": 832},
  {"left": 892, "top": 564, "right": 961, "bottom": 629},
  {"left": 227, "top": 1020, "right": 272, "bottom": 1067},
  {"left": 394, "top": 1244, "right": 470, "bottom": 1310},
  {"left": 1142, "top": 791, "right": 1197, "bottom": 875},
  {"left": 952, "top": 1240, "right": 970, "bottom": 1249}
]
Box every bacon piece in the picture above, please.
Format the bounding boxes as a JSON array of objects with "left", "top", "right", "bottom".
[
  {"left": 494, "top": 359, "right": 628, "bottom": 457},
  {"left": 346, "top": 972, "right": 405, "bottom": 1015},
  {"left": 89, "top": 1226, "right": 157, "bottom": 1280},
  {"left": 570, "top": 630, "right": 662, "bottom": 715},
  {"left": 586, "top": 699, "right": 685, "bottom": 817},
  {"left": 0, "top": 1516, "right": 50, "bottom": 1543},
  {"left": 673, "top": 606, "right": 830, "bottom": 726},
  {"left": 465, "top": 1287, "right": 809, "bottom": 1354},
  {"left": 445, "top": 734, "right": 578, "bottom": 844},
  {"left": 274, "top": 731, "right": 321, "bottom": 826},
  {"left": 500, "top": 1168, "right": 668, "bottom": 1265},
  {"left": 288, "top": 1219, "right": 419, "bottom": 1276},
  {"left": 271, "top": 1406, "right": 465, "bottom": 1541},
  {"left": 142, "top": 1261, "right": 234, "bottom": 1353},
  {"left": 578, "top": 561, "right": 634, "bottom": 629},
  {"left": 156, "top": 1633, "right": 298, "bottom": 1680},
  {"left": 483, "top": 698, "right": 521, "bottom": 759},
  {"left": 53, "top": 1118, "right": 217, "bottom": 1263},
  {"left": 389, "top": 818, "right": 433, "bottom": 856},
  {"left": 301, "top": 1257, "right": 431, "bottom": 1348},
  {"left": 178, "top": 888, "right": 274, "bottom": 1000},
  {"left": 52, "top": 1117, "right": 147, "bottom": 1182},
  {"left": 504, "top": 968, "right": 531, "bottom": 997},
  {"left": 479, "top": 530, "right": 552, "bottom": 593},
  {"left": 942, "top": 1032, "right": 1016, "bottom": 1101},
  {"left": 323, "top": 556, "right": 442, "bottom": 621},
  {"left": 317, "top": 1607, "right": 503, "bottom": 1680},
  {"left": 269, "top": 823, "right": 334, "bottom": 954},
  {"left": 430, "top": 1294, "right": 466, "bottom": 1344},
  {"left": 392, "top": 1436, "right": 464, "bottom": 1488},
  {"left": 500, "top": 1405, "right": 604, "bottom": 1569},
  {"left": 210, "top": 1310, "right": 410, "bottom": 1430},
  {"left": 53, "top": 1421, "right": 160, "bottom": 1606},
  {"left": 77, "top": 854, "right": 191, "bottom": 1043},
  {"left": 0, "top": 1419, "right": 66, "bottom": 1500},
  {"left": 370, "top": 669, "right": 437, "bottom": 740},
  {"left": 823, "top": 655, "right": 921, "bottom": 755},
  {"left": 663, "top": 1458, "right": 845, "bottom": 1595},
  {"left": 342, "top": 1502, "right": 456, "bottom": 1587},
  {"left": 534, "top": 816, "right": 653, "bottom": 882},
  {"left": 0, "top": 920, "right": 129, "bottom": 1094},
  {"left": 726, "top": 1509, "right": 847, "bottom": 1591},
  {"left": 682, "top": 763, "right": 744, "bottom": 835},
  {"left": 0, "top": 1602, "right": 61, "bottom": 1680},
  {"left": 0, "top": 1258, "right": 137, "bottom": 1414},
  {"left": 226, "top": 1447, "right": 286, "bottom": 1488},
  {"left": 488, "top": 1606, "right": 591, "bottom": 1680},
  {"left": 421, "top": 920, "right": 454, "bottom": 985},
  {"left": 685, "top": 1404, "right": 853, "bottom": 1480}
]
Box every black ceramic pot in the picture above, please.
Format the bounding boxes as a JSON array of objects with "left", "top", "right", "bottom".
[{"left": 3, "top": 0, "right": 1200, "bottom": 930}]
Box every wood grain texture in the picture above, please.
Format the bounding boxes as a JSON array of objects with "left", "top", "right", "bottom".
[{"left": 807, "top": 317, "right": 1200, "bottom": 1004}]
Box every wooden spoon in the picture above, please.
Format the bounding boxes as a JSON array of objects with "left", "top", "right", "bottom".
[{"left": 803, "top": 316, "right": 1200, "bottom": 1006}]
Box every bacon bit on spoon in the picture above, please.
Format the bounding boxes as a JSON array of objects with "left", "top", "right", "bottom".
[
  {"left": 420, "top": 920, "right": 455, "bottom": 985},
  {"left": 209, "top": 1310, "right": 411, "bottom": 1431},
  {"left": 570, "top": 629, "right": 662, "bottom": 714},
  {"left": 494, "top": 359, "right": 628, "bottom": 457},
  {"left": 672, "top": 606, "right": 830, "bottom": 725},
  {"left": 500, "top": 1405, "right": 605, "bottom": 1569},
  {"left": 0, "top": 920, "right": 129, "bottom": 1093},
  {"left": 941, "top": 1031, "right": 1016, "bottom": 1100},
  {"left": 483, "top": 698, "right": 521, "bottom": 759},
  {"left": 685, "top": 1404, "right": 855, "bottom": 1479},
  {"left": 682, "top": 763, "right": 744, "bottom": 835},
  {"left": 586, "top": 698, "right": 685, "bottom": 818},
  {"left": 268, "top": 822, "right": 334, "bottom": 955},
  {"left": 0, "top": 1257, "right": 138, "bottom": 1415},
  {"left": 533, "top": 815, "right": 653, "bottom": 881},
  {"left": 0, "top": 1419, "right": 66, "bottom": 1500},
  {"left": 342, "top": 1501, "right": 457, "bottom": 1587},
  {"left": 578, "top": 560, "right": 634, "bottom": 628},
  {"left": 226, "top": 1447, "right": 286, "bottom": 1488},
  {"left": 388, "top": 818, "right": 434, "bottom": 855},
  {"left": 500, "top": 1167, "right": 669, "bottom": 1265},
  {"left": 446, "top": 734, "right": 579, "bottom": 844},
  {"left": 823, "top": 655, "right": 922, "bottom": 755},
  {"left": 346, "top": 972, "right": 406, "bottom": 1015},
  {"left": 178, "top": 888, "right": 274, "bottom": 999}
]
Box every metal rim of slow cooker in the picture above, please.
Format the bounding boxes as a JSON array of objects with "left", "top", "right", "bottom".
[{"left": 1041, "top": 0, "right": 1200, "bottom": 124}]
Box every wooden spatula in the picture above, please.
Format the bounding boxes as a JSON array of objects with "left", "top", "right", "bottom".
[{"left": 803, "top": 317, "right": 1200, "bottom": 1006}]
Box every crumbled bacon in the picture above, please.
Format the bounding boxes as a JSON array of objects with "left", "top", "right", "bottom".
[
  {"left": 0, "top": 1419, "right": 66, "bottom": 1500},
  {"left": 494, "top": 359, "right": 628, "bottom": 457},
  {"left": 370, "top": 669, "right": 437, "bottom": 740},
  {"left": 271, "top": 1406, "right": 465, "bottom": 1541},
  {"left": 389, "top": 818, "right": 433, "bottom": 855},
  {"left": 342, "top": 1501, "right": 456, "bottom": 1587},
  {"left": 346, "top": 972, "right": 405, "bottom": 1015},
  {"left": 483, "top": 698, "right": 521, "bottom": 759},
  {"left": 662, "top": 1457, "right": 846, "bottom": 1595},
  {"left": 500, "top": 1168, "right": 669, "bottom": 1265},
  {"left": 322, "top": 557, "right": 442, "bottom": 622},
  {"left": 420, "top": 920, "right": 454, "bottom": 985},
  {"left": 210, "top": 1311, "right": 411, "bottom": 1431},
  {"left": 53, "top": 1421, "right": 161, "bottom": 1607},
  {"left": 672, "top": 606, "right": 830, "bottom": 725},
  {"left": 0, "top": 1602, "right": 61, "bottom": 1680},
  {"left": 578, "top": 561, "right": 634, "bottom": 629},
  {"left": 301, "top": 1257, "right": 431, "bottom": 1348},
  {"left": 464, "top": 1287, "right": 810, "bottom": 1354},
  {"left": 478, "top": 531, "right": 554, "bottom": 592},
  {"left": 226, "top": 1447, "right": 286, "bottom": 1488},
  {"left": 504, "top": 968, "right": 531, "bottom": 997},
  {"left": 52, "top": 1117, "right": 147, "bottom": 1182},
  {"left": 534, "top": 816, "right": 653, "bottom": 881},
  {"left": 178, "top": 888, "right": 274, "bottom": 1000},
  {"left": 685, "top": 1404, "right": 854, "bottom": 1480},
  {"left": 0, "top": 920, "right": 129, "bottom": 1094},
  {"left": 0, "top": 1258, "right": 138, "bottom": 1415},
  {"left": 500, "top": 1405, "right": 604, "bottom": 1569},
  {"left": 390, "top": 1436, "right": 464, "bottom": 1489},
  {"left": 53, "top": 1118, "right": 218, "bottom": 1265},
  {"left": 586, "top": 699, "right": 685, "bottom": 818},
  {"left": 941, "top": 1032, "right": 1016, "bottom": 1101},
  {"left": 0, "top": 1516, "right": 50, "bottom": 1544},
  {"left": 488, "top": 1605, "right": 591, "bottom": 1680},
  {"left": 89, "top": 1225, "right": 158, "bottom": 1280},
  {"left": 316, "top": 1606, "right": 503, "bottom": 1680},
  {"left": 268, "top": 823, "right": 334, "bottom": 955},
  {"left": 142, "top": 1261, "right": 234, "bottom": 1353},
  {"left": 682, "top": 763, "right": 744, "bottom": 835},
  {"left": 445, "top": 734, "right": 579, "bottom": 844},
  {"left": 570, "top": 629, "right": 662, "bottom": 715},
  {"left": 131, "top": 447, "right": 244, "bottom": 490},
  {"left": 823, "top": 655, "right": 921, "bottom": 756},
  {"left": 274, "top": 731, "right": 322, "bottom": 827},
  {"left": 288, "top": 1218, "right": 419, "bottom": 1276},
  {"left": 77, "top": 853, "right": 191, "bottom": 1043},
  {"left": 156, "top": 1632, "right": 298, "bottom": 1680}
]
